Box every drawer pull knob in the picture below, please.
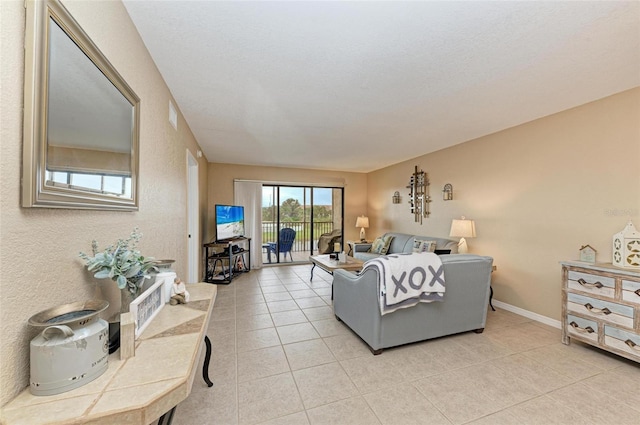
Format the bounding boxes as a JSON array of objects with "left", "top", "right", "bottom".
[
  {"left": 624, "top": 339, "right": 640, "bottom": 351},
  {"left": 635, "top": 289, "right": 640, "bottom": 297},
  {"left": 584, "top": 303, "right": 611, "bottom": 315},
  {"left": 569, "top": 321, "right": 595, "bottom": 334},
  {"left": 577, "top": 278, "right": 603, "bottom": 289}
]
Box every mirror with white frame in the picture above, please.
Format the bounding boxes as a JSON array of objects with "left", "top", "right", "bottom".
[{"left": 22, "top": 0, "right": 140, "bottom": 210}]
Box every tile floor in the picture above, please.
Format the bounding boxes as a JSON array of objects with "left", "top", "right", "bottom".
[{"left": 167, "top": 264, "right": 640, "bottom": 425}]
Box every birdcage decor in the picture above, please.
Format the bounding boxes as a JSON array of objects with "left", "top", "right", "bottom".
[
  {"left": 612, "top": 221, "right": 640, "bottom": 269},
  {"left": 406, "top": 165, "right": 430, "bottom": 224}
]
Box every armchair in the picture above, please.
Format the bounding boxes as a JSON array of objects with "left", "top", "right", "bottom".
[{"left": 317, "top": 229, "right": 342, "bottom": 254}]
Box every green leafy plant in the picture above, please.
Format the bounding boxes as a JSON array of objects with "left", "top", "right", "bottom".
[{"left": 79, "top": 227, "right": 157, "bottom": 296}]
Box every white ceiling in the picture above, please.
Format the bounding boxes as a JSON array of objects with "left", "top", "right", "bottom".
[{"left": 123, "top": 1, "right": 640, "bottom": 173}]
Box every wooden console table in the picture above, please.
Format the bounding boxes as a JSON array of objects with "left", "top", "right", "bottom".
[{"left": 0, "top": 283, "right": 217, "bottom": 425}]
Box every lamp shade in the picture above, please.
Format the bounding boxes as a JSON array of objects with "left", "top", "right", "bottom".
[
  {"left": 355, "top": 216, "right": 369, "bottom": 229},
  {"left": 449, "top": 218, "right": 476, "bottom": 238}
]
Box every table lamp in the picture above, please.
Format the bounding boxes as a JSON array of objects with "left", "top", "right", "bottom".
[
  {"left": 449, "top": 216, "right": 476, "bottom": 254},
  {"left": 356, "top": 216, "right": 369, "bottom": 242}
]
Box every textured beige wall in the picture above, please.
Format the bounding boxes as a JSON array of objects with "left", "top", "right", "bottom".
[
  {"left": 0, "top": 0, "right": 208, "bottom": 405},
  {"left": 367, "top": 87, "right": 640, "bottom": 321},
  {"left": 207, "top": 163, "right": 368, "bottom": 244}
]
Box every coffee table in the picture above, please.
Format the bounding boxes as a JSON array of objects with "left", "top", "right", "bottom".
[{"left": 309, "top": 254, "right": 364, "bottom": 283}]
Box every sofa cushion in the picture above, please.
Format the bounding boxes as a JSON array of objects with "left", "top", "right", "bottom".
[
  {"left": 371, "top": 235, "right": 394, "bottom": 255},
  {"left": 412, "top": 238, "right": 437, "bottom": 253}
]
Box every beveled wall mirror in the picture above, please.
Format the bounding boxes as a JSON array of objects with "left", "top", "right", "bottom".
[{"left": 23, "top": 0, "right": 140, "bottom": 210}]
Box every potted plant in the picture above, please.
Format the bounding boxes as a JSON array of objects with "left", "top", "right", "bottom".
[{"left": 79, "top": 227, "right": 157, "bottom": 313}]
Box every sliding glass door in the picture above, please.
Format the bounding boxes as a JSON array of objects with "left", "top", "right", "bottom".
[{"left": 262, "top": 185, "right": 343, "bottom": 264}]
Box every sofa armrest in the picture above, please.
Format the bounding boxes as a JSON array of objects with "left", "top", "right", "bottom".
[{"left": 333, "top": 268, "right": 384, "bottom": 349}]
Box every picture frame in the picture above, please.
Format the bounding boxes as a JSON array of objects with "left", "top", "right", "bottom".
[{"left": 129, "top": 278, "right": 165, "bottom": 338}]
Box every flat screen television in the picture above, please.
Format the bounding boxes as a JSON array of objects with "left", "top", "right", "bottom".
[{"left": 215, "top": 204, "right": 245, "bottom": 241}]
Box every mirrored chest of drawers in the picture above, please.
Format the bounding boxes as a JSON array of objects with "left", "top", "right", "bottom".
[{"left": 561, "top": 261, "right": 640, "bottom": 363}]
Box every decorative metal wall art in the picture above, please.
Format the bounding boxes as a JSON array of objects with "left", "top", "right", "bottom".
[{"left": 407, "top": 166, "right": 430, "bottom": 224}]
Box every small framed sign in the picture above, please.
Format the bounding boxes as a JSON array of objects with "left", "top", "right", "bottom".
[
  {"left": 579, "top": 245, "right": 597, "bottom": 263},
  {"left": 130, "top": 278, "right": 165, "bottom": 338}
]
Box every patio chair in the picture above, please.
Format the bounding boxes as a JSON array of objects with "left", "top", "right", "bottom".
[
  {"left": 268, "top": 228, "right": 296, "bottom": 262},
  {"left": 317, "top": 229, "right": 342, "bottom": 254}
]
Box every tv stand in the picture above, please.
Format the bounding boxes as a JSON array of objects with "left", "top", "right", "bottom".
[{"left": 203, "top": 237, "right": 251, "bottom": 284}]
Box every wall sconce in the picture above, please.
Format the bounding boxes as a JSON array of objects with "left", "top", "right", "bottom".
[
  {"left": 392, "top": 191, "right": 401, "bottom": 204},
  {"left": 443, "top": 183, "right": 453, "bottom": 201}
]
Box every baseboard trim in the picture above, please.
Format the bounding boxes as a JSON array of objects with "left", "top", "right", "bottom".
[{"left": 492, "top": 300, "right": 561, "bottom": 329}]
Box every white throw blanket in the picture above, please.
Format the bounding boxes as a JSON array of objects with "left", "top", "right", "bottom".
[{"left": 361, "top": 252, "right": 445, "bottom": 315}]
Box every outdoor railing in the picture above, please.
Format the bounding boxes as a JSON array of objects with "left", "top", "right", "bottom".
[{"left": 262, "top": 221, "right": 334, "bottom": 253}]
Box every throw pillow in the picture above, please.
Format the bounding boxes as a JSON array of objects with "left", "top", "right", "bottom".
[
  {"left": 412, "top": 239, "right": 437, "bottom": 253},
  {"left": 371, "top": 235, "right": 394, "bottom": 255}
]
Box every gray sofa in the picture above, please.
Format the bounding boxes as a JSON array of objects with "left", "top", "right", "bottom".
[
  {"left": 353, "top": 232, "right": 459, "bottom": 261},
  {"left": 333, "top": 254, "right": 493, "bottom": 354}
]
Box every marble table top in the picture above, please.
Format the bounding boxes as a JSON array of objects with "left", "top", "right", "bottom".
[{"left": 1, "top": 283, "right": 217, "bottom": 425}]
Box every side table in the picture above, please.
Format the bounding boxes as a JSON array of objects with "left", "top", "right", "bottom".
[{"left": 347, "top": 240, "right": 372, "bottom": 256}]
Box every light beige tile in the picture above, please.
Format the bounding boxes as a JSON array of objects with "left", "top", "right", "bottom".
[
  {"left": 311, "top": 318, "right": 350, "bottom": 338},
  {"left": 417, "top": 336, "right": 485, "bottom": 370},
  {"left": 307, "top": 281, "right": 331, "bottom": 289},
  {"left": 283, "top": 339, "right": 336, "bottom": 370},
  {"left": 484, "top": 308, "right": 531, "bottom": 330},
  {"left": 320, "top": 296, "right": 333, "bottom": 305},
  {"left": 209, "top": 331, "right": 236, "bottom": 355},
  {"left": 237, "top": 327, "right": 281, "bottom": 352},
  {"left": 236, "top": 313, "right": 274, "bottom": 332},
  {"left": 312, "top": 287, "right": 332, "bottom": 297},
  {"left": 340, "top": 354, "right": 406, "bottom": 394},
  {"left": 549, "top": 382, "right": 640, "bottom": 423},
  {"left": 236, "top": 302, "right": 270, "bottom": 315},
  {"left": 489, "top": 353, "right": 575, "bottom": 393},
  {"left": 323, "top": 333, "right": 371, "bottom": 361},
  {"left": 211, "top": 305, "right": 236, "bottom": 321},
  {"left": 279, "top": 277, "right": 305, "bottom": 284},
  {"left": 260, "top": 279, "right": 286, "bottom": 287},
  {"left": 521, "top": 343, "right": 605, "bottom": 380},
  {"left": 276, "top": 322, "right": 320, "bottom": 344},
  {"left": 264, "top": 292, "right": 294, "bottom": 302},
  {"left": 288, "top": 289, "right": 318, "bottom": 299},
  {"left": 209, "top": 318, "right": 236, "bottom": 336},
  {"left": 581, "top": 366, "right": 640, "bottom": 411},
  {"left": 267, "top": 300, "right": 300, "bottom": 313},
  {"left": 484, "top": 322, "right": 558, "bottom": 353},
  {"left": 235, "top": 292, "right": 266, "bottom": 306},
  {"left": 271, "top": 309, "right": 309, "bottom": 326},
  {"left": 490, "top": 394, "right": 596, "bottom": 425},
  {"left": 363, "top": 382, "right": 451, "bottom": 425},
  {"left": 295, "top": 297, "right": 329, "bottom": 309},
  {"left": 414, "top": 362, "right": 539, "bottom": 424},
  {"left": 293, "top": 362, "right": 359, "bottom": 409},
  {"left": 447, "top": 332, "right": 513, "bottom": 360},
  {"left": 564, "top": 340, "right": 630, "bottom": 370},
  {"left": 381, "top": 345, "right": 446, "bottom": 381},
  {"left": 237, "top": 346, "right": 290, "bottom": 383},
  {"left": 306, "top": 396, "right": 381, "bottom": 425},
  {"left": 174, "top": 381, "right": 238, "bottom": 425},
  {"left": 284, "top": 283, "right": 311, "bottom": 291},
  {"left": 302, "top": 306, "right": 334, "bottom": 321},
  {"left": 261, "top": 284, "right": 288, "bottom": 294},
  {"left": 256, "top": 411, "right": 310, "bottom": 425},
  {"left": 238, "top": 372, "right": 303, "bottom": 425},
  {"left": 214, "top": 296, "right": 236, "bottom": 309},
  {"left": 236, "top": 286, "right": 263, "bottom": 296}
]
